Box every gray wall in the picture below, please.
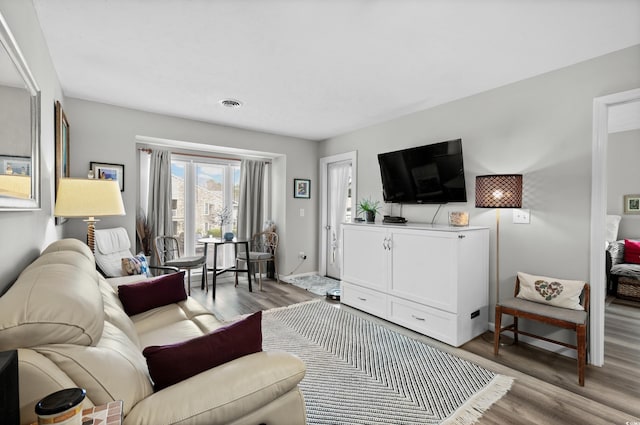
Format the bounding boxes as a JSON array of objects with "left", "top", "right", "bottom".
[
  {"left": 319, "top": 44, "right": 640, "bottom": 330},
  {"left": 62, "top": 99, "right": 319, "bottom": 277},
  {"left": 607, "top": 129, "right": 640, "bottom": 239},
  {"left": 0, "top": 1, "right": 65, "bottom": 293}
]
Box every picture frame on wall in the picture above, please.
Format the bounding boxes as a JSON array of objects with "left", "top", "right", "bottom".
[
  {"left": 55, "top": 101, "right": 69, "bottom": 224},
  {"left": 624, "top": 194, "right": 640, "bottom": 214},
  {"left": 0, "top": 155, "right": 31, "bottom": 176},
  {"left": 294, "top": 178, "right": 311, "bottom": 199},
  {"left": 90, "top": 162, "right": 125, "bottom": 191}
]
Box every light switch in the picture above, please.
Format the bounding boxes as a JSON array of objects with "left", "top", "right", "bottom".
[
  {"left": 513, "top": 209, "right": 530, "bottom": 224},
  {"left": 300, "top": 208, "right": 305, "bottom": 217}
]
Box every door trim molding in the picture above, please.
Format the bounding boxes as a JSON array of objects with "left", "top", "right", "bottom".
[
  {"left": 590, "top": 87, "right": 640, "bottom": 366},
  {"left": 319, "top": 151, "right": 357, "bottom": 277}
]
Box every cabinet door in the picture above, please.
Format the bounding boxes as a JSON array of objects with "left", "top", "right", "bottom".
[
  {"left": 390, "top": 230, "right": 459, "bottom": 313},
  {"left": 341, "top": 225, "right": 389, "bottom": 290}
]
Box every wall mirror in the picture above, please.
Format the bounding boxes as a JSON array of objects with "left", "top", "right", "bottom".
[{"left": 0, "top": 11, "right": 40, "bottom": 210}]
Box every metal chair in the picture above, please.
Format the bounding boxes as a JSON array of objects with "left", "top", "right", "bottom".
[
  {"left": 154, "top": 236, "right": 207, "bottom": 295},
  {"left": 235, "top": 231, "right": 279, "bottom": 291}
]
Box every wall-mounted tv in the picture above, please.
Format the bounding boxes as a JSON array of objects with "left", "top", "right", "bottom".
[{"left": 378, "top": 139, "right": 467, "bottom": 204}]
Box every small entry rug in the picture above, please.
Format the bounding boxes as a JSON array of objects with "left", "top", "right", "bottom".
[
  {"left": 262, "top": 300, "right": 513, "bottom": 425},
  {"left": 285, "top": 274, "right": 341, "bottom": 296}
]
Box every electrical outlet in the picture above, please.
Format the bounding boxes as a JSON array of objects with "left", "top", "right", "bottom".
[
  {"left": 298, "top": 251, "right": 307, "bottom": 260},
  {"left": 513, "top": 209, "right": 531, "bottom": 224}
]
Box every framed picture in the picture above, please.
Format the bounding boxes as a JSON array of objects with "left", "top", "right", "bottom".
[
  {"left": 624, "top": 194, "right": 640, "bottom": 214},
  {"left": 294, "top": 178, "right": 311, "bottom": 199},
  {"left": 91, "top": 162, "right": 125, "bottom": 191},
  {"left": 55, "top": 101, "right": 70, "bottom": 224},
  {"left": 0, "top": 155, "right": 31, "bottom": 176}
]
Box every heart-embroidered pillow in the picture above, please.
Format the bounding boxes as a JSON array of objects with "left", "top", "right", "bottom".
[
  {"left": 534, "top": 280, "right": 564, "bottom": 301},
  {"left": 516, "top": 272, "right": 585, "bottom": 310}
]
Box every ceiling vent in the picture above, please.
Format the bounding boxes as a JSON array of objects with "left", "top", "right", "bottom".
[{"left": 220, "top": 99, "right": 242, "bottom": 108}]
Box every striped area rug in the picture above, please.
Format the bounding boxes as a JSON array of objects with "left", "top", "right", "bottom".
[{"left": 262, "top": 300, "right": 513, "bottom": 425}]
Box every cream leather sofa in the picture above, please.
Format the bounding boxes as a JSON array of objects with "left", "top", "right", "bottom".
[{"left": 0, "top": 238, "right": 307, "bottom": 425}]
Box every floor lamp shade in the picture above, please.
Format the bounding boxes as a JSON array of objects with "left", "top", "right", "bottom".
[
  {"left": 475, "top": 174, "right": 523, "bottom": 209},
  {"left": 54, "top": 178, "right": 126, "bottom": 251}
]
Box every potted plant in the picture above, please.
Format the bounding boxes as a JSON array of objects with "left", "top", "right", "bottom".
[{"left": 357, "top": 197, "right": 380, "bottom": 223}]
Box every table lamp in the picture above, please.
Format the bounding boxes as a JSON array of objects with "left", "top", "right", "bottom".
[
  {"left": 54, "top": 178, "right": 126, "bottom": 252},
  {"left": 475, "top": 174, "right": 523, "bottom": 308}
]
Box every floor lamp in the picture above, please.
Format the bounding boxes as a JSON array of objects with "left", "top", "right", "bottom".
[
  {"left": 475, "top": 174, "right": 523, "bottom": 341},
  {"left": 54, "top": 178, "right": 126, "bottom": 252}
]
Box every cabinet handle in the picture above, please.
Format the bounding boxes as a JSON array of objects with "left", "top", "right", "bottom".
[
  {"left": 411, "top": 315, "right": 426, "bottom": 321},
  {"left": 358, "top": 297, "right": 367, "bottom": 301},
  {"left": 458, "top": 234, "right": 466, "bottom": 239}
]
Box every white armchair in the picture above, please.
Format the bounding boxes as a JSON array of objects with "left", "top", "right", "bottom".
[{"left": 94, "top": 227, "right": 177, "bottom": 285}]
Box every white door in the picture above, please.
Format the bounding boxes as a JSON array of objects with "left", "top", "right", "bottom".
[
  {"left": 325, "top": 160, "right": 351, "bottom": 278},
  {"left": 319, "top": 152, "right": 357, "bottom": 279}
]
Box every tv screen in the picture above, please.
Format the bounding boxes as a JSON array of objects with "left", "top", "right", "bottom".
[{"left": 378, "top": 139, "right": 467, "bottom": 204}]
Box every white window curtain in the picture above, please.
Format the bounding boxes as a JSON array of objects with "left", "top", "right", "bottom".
[
  {"left": 237, "top": 159, "right": 265, "bottom": 240},
  {"left": 147, "top": 149, "right": 173, "bottom": 259},
  {"left": 329, "top": 161, "right": 351, "bottom": 272}
]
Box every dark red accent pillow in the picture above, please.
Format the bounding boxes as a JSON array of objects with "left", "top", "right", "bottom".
[
  {"left": 118, "top": 271, "right": 187, "bottom": 316},
  {"left": 143, "top": 311, "right": 262, "bottom": 391},
  {"left": 624, "top": 239, "right": 640, "bottom": 264}
]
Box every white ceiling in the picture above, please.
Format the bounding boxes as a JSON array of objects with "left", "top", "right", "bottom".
[{"left": 32, "top": 0, "right": 640, "bottom": 141}]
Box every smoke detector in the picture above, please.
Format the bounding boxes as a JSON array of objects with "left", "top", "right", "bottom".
[{"left": 220, "top": 99, "right": 243, "bottom": 108}]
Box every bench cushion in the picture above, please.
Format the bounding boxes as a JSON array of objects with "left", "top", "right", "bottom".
[{"left": 499, "top": 297, "right": 587, "bottom": 325}]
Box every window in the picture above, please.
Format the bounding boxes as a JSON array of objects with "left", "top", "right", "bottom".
[{"left": 171, "top": 156, "right": 241, "bottom": 265}]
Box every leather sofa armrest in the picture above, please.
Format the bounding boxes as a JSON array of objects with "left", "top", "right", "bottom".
[{"left": 124, "top": 351, "right": 305, "bottom": 425}]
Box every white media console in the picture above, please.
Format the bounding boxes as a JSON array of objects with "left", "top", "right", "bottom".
[{"left": 341, "top": 222, "right": 489, "bottom": 347}]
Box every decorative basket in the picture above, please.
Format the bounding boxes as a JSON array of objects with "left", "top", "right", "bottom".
[{"left": 617, "top": 277, "right": 640, "bottom": 301}]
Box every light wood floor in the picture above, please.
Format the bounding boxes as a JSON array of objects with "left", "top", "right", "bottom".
[{"left": 190, "top": 276, "right": 640, "bottom": 425}]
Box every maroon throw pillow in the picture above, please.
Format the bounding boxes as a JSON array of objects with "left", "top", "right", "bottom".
[
  {"left": 143, "top": 311, "right": 263, "bottom": 391},
  {"left": 118, "top": 271, "right": 187, "bottom": 316},
  {"left": 624, "top": 239, "right": 640, "bottom": 264}
]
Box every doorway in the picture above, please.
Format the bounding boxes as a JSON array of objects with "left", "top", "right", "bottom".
[
  {"left": 319, "top": 152, "right": 357, "bottom": 279},
  {"left": 590, "top": 87, "right": 640, "bottom": 366}
]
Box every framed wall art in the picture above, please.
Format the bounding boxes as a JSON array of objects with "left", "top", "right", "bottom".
[
  {"left": 624, "top": 194, "right": 640, "bottom": 214},
  {"left": 0, "top": 155, "right": 31, "bottom": 176},
  {"left": 55, "top": 101, "right": 69, "bottom": 223},
  {"left": 90, "top": 161, "right": 125, "bottom": 191},
  {"left": 294, "top": 178, "right": 310, "bottom": 199}
]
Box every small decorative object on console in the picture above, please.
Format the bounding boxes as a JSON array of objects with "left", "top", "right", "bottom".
[
  {"left": 448, "top": 211, "right": 469, "bottom": 227},
  {"left": 224, "top": 232, "right": 235, "bottom": 241}
]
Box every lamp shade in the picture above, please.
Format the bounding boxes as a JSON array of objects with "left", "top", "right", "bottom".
[
  {"left": 475, "top": 174, "right": 522, "bottom": 208},
  {"left": 54, "top": 178, "right": 125, "bottom": 217}
]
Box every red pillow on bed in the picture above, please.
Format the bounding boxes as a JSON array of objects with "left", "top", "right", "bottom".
[
  {"left": 142, "top": 311, "right": 263, "bottom": 391},
  {"left": 118, "top": 271, "right": 186, "bottom": 316},
  {"left": 624, "top": 239, "right": 640, "bottom": 264}
]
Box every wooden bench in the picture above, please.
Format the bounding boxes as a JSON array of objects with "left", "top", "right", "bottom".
[{"left": 494, "top": 277, "right": 590, "bottom": 386}]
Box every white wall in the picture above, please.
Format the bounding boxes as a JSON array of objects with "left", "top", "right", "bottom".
[
  {"left": 61, "top": 99, "right": 319, "bottom": 277},
  {"left": 607, "top": 129, "right": 640, "bottom": 239},
  {"left": 319, "top": 44, "right": 640, "bottom": 343},
  {"left": 0, "top": 1, "right": 64, "bottom": 293}
]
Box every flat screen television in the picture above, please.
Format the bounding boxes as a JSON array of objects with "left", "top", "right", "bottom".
[{"left": 378, "top": 139, "right": 467, "bottom": 204}]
